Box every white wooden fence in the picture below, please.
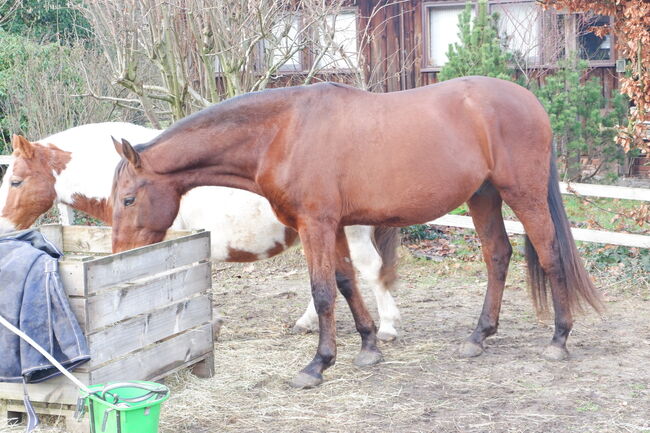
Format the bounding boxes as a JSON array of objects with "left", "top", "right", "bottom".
[
  {"left": 429, "top": 182, "right": 650, "bottom": 248},
  {"left": 0, "top": 155, "right": 648, "bottom": 247}
]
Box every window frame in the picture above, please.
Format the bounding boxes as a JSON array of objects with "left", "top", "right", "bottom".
[
  {"left": 312, "top": 7, "right": 361, "bottom": 73},
  {"left": 422, "top": 0, "right": 471, "bottom": 72},
  {"left": 421, "top": 0, "right": 616, "bottom": 72}
]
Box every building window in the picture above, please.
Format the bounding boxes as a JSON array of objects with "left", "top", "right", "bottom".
[
  {"left": 267, "top": 15, "right": 303, "bottom": 72},
  {"left": 425, "top": 3, "right": 470, "bottom": 68},
  {"left": 423, "top": 1, "right": 613, "bottom": 70},
  {"left": 577, "top": 14, "right": 612, "bottom": 62},
  {"left": 491, "top": 1, "right": 541, "bottom": 64},
  {"left": 317, "top": 11, "right": 358, "bottom": 70}
]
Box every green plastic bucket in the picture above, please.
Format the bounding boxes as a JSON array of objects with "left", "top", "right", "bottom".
[{"left": 78, "top": 381, "right": 170, "bottom": 433}]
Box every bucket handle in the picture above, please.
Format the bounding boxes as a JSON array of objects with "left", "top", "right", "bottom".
[{"left": 100, "top": 382, "right": 169, "bottom": 404}]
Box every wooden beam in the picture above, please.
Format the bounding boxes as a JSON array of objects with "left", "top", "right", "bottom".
[
  {"left": 560, "top": 182, "right": 650, "bottom": 202},
  {"left": 429, "top": 214, "right": 650, "bottom": 248}
]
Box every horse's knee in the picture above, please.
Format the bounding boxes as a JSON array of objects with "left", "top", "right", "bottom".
[{"left": 312, "top": 281, "right": 336, "bottom": 314}]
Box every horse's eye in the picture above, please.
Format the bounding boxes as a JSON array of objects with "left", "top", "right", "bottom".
[
  {"left": 10, "top": 179, "right": 22, "bottom": 187},
  {"left": 123, "top": 197, "right": 136, "bottom": 207}
]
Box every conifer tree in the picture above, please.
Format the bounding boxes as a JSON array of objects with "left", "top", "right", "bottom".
[{"left": 438, "top": 0, "right": 512, "bottom": 81}]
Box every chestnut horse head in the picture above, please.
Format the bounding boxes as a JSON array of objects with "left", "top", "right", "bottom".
[
  {"left": 0, "top": 123, "right": 163, "bottom": 234},
  {"left": 111, "top": 137, "right": 185, "bottom": 250},
  {"left": 0, "top": 135, "right": 71, "bottom": 233},
  {"left": 111, "top": 78, "right": 603, "bottom": 388}
]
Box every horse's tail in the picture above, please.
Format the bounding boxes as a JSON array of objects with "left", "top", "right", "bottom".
[
  {"left": 372, "top": 226, "right": 401, "bottom": 290},
  {"left": 525, "top": 150, "right": 604, "bottom": 317}
]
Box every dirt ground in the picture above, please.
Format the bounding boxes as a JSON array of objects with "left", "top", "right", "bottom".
[
  {"left": 159, "top": 246, "right": 650, "bottom": 433},
  {"left": 6, "top": 244, "right": 650, "bottom": 433}
]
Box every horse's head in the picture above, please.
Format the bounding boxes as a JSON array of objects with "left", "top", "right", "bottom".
[
  {"left": 111, "top": 137, "right": 182, "bottom": 252},
  {"left": 0, "top": 135, "right": 71, "bottom": 233}
]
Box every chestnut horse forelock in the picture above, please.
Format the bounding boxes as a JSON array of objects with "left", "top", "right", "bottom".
[
  {"left": 0, "top": 136, "right": 72, "bottom": 232},
  {"left": 110, "top": 77, "right": 603, "bottom": 388}
]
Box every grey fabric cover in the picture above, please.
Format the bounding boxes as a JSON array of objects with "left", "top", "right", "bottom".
[{"left": 0, "top": 229, "right": 90, "bottom": 383}]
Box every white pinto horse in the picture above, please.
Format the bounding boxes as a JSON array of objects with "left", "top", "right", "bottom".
[{"left": 0, "top": 123, "right": 401, "bottom": 340}]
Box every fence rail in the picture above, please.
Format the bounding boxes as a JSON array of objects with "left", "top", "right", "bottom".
[
  {"left": 0, "top": 155, "right": 648, "bottom": 247},
  {"left": 429, "top": 214, "right": 650, "bottom": 249}
]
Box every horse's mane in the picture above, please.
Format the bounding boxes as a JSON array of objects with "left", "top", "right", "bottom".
[{"left": 134, "top": 82, "right": 358, "bottom": 154}]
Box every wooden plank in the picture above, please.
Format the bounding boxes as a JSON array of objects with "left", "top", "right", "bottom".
[
  {"left": 39, "top": 224, "right": 64, "bottom": 252},
  {"left": 85, "top": 262, "right": 211, "bottom": 332},
  {"left": 560, "top": 182, "right": 650, "bottom": 202},
  {"left": 88, "top": 323, "right": 213, "bottom": 385},
  {"left": 60, "top": 225, "right": 204, "bottom": 255},
  {"left": 4, "top": 402, "right": 88, "bottom": 433},
  {"left": 62, "top": 225, "right": 113, "bottom": 254},
  {"left": 0, "top": 373, "right": 89, "bottom": 406},
  {"left": 58, "top": 260, "right": 87, "bottom": 297},
  {"left": 82, "top": 295, "right": 212, "bottom": 368},
  {"left": 57, "top": 203, "right": 75, "bottom": 226},
  {"left": 84, "top": 231, "right": 210, "bottom": 293},
  {"left": 429, "top": 215, "right": 650, "bottom": 248}
]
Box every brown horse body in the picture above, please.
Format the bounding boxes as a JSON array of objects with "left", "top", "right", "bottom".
[{"left": 111, "top": 76, "right": 602, "bottom": 388}]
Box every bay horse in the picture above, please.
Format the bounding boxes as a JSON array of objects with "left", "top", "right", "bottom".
[
  {"left": 110, "top": 77, "right": 603, "bottom": 388},
  {"left": 0, "top": 123, "right": 401, "bottom": 339}
]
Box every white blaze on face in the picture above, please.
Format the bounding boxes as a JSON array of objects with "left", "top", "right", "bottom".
[{"left": 0, "top": 160, "right": 17, "bottom": 233}]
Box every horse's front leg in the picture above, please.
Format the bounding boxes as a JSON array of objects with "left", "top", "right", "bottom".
[{"left": 290, "top": 220, "right": 339, "bottom": 389}]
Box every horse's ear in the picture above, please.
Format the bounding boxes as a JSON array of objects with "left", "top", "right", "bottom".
[
  {"left": 112, "top": 136, "right": 142, "bottom": 169},
  {"left": 111, "top": 136, "right": 123, "bottom": 156},
  {"left": 12, "top": 134, "right": 34, "bottom": 159}
]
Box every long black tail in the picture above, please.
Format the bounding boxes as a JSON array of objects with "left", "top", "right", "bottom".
[
  {"left": 525, "top": 151, "right": 604, "bottom": 316},
  {"left": 372, "top": 227, "right": 401, "bottom": 290}
]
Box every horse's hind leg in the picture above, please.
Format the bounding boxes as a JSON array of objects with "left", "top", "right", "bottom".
[
  {"left": 335, "top": 227, "right": 383, "bottom": 367},
  {"left": 346, "top": 225, "right": 401, "bottom": 341},
  {"left": 459, "top": 183, "right": 512, "bottom": 358},
  {"left": 500, "top": 193, "right": 573, "bottom": 360}
]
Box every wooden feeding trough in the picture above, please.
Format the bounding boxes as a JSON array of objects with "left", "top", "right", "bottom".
[{"left": 0, "top": 225, "right": 214, "bottom": 432}]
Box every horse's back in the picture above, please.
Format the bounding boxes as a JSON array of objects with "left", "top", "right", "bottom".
[{"left": 267, "top": 77, "right": 552, "bottom": 226}]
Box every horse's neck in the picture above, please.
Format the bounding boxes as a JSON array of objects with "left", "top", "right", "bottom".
[
  {"left": 51, "top": 123, "right": 162, "bottom": 224},
  {"left": 143, "top": 93, "right": 289, "bottom": 195},
  {"left": 53, "top": 148, "right": 118, "bottom": 219}
]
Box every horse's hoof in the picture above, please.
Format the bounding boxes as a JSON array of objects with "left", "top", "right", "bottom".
[
  {"left": 377, "top": 327, "right": 398, "bottom": 342},
  {"left": 458, "top": 340, "right": 484, "bottom": 358},
  {"left": 354, "top": 349, "right": 383, "bottom": 367},
  {"left": 542, "top": 345, "right": 569, "bottom": 361},
  {"left": 289, "top": 372, "right": 323, "bottom": 389}
]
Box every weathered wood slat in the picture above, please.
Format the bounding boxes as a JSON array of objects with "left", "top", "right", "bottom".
[
  {"left": 559, "top": 182, "right": 650, "bottom": 202},
  {"left": 88, "top": 323, "right": 213, "bottom": 385},
  {"left": 60, "top": 225, "right": 203, "bottom": 255},
  {"left": 0, "top": 373, "right": 88, "bottom": 406},
  {"left": 82, "top": 295, "right": 212, "bottom": 368},
  {"left": 84, "top": 231, "right": 210, "bottom": 292},
  {"left": 39, "top": 224, "right": 64, "bottom": 252},
  {"left": 429, "top": 215, "right": 650, "bottom": 248},
  {"left": 84, "top": 262, "right": 211, "bottom": 333},
  {"left": 59, "top": 260, "right": 88, "bottom": 297}
]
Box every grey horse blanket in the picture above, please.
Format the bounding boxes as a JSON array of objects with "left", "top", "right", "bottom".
[{"left": 0, "top": 230, "right": 90, "bottom": 430}]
